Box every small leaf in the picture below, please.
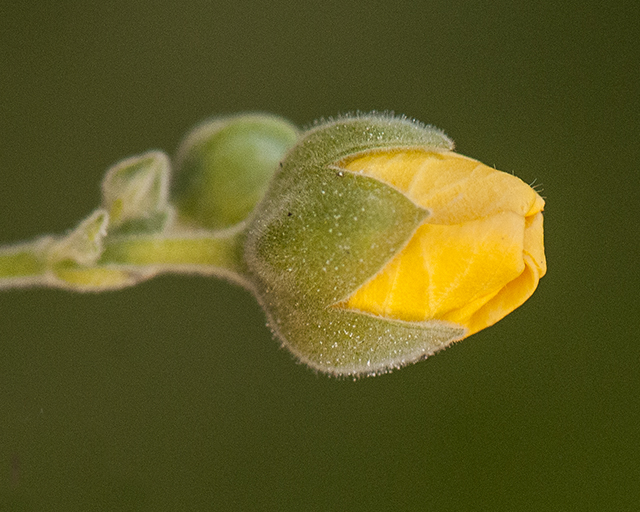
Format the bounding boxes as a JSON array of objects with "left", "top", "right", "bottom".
[{"left": 49, "top": 210, "right": 109, "bottom": 265}]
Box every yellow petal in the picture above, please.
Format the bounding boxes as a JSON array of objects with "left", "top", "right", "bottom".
[
  {"left": 458, "top": 254, "right": 541, "bottom": 335},
  {"left": 340, "top": 212, "right": 526, "bottom": 327},
  {"left": 524, "top": 211, "right": 546, "bottom": 276},
  {"left": 337, "top": 149, "right": 546, "bottom": 337},
  {"left": 340, "top": 150, "right": 543, "bottom": 224}
]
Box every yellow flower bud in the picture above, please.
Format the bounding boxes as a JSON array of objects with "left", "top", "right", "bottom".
[
  {"left": 245, "top": 114, "right": 546, "bottom": 376},
  {"left": 335, "top": 150, "right": 546, "bottom": 336}
]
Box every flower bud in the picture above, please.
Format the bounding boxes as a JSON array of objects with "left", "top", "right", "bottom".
[
  {"left": 244, "top": 114, "right": 546, "bottom": 376},
  {"left": 172, "top": 114, "right": 298, "bottom": 230},
  {"left": 101, "top": 151, "right": 173, "bottom": 235}
]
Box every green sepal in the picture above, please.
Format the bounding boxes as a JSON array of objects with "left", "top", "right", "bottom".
[
  {"left": 265, "top": 299, "right": 464, "bottom": 377},
  {"left": 101, "top": 151, "right": 173, "bottom": 235},
  {"left": 172, "top": 113, "right": 298, "bottom": 230},
  {"left": 286, "top": 113, "right": 453, "bottom": 170},
  {"left": 246, "top": 165, "right": 428, "bottom": 306}
]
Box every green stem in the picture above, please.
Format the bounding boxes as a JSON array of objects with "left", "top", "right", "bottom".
[
  {"left": 0, "top": 239, "right": 51, "bottom": 289},
  {"left": 100, "top": 226, "right": 248, "bottom": 276},
  {"left": 0, "top": 225, "right": 249, "bottom": 291}
]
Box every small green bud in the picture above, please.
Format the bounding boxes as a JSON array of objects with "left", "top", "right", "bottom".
[
  {"left": 101, "top": 151, "right": 173, "bottom": 235},
  {"left": 172, "top": 113, "right": 298, "bottom": 230},
  {"left": 244, "top": 114, "right": 464, "bottom": 376}
]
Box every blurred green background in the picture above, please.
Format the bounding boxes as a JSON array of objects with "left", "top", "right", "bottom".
[{"left": 1, "top": 1, "right": 638, "bottom": 510}]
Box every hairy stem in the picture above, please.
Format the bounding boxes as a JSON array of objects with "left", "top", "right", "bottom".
[
  {"left": 0, "top": 225, "right": 249, "bottom": 292},
  {"left": 100, "top": 225, "right": 248, "bottom": 277},
  {"left": 0, "top": 239, "right": 51, "bottom": 289}
]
